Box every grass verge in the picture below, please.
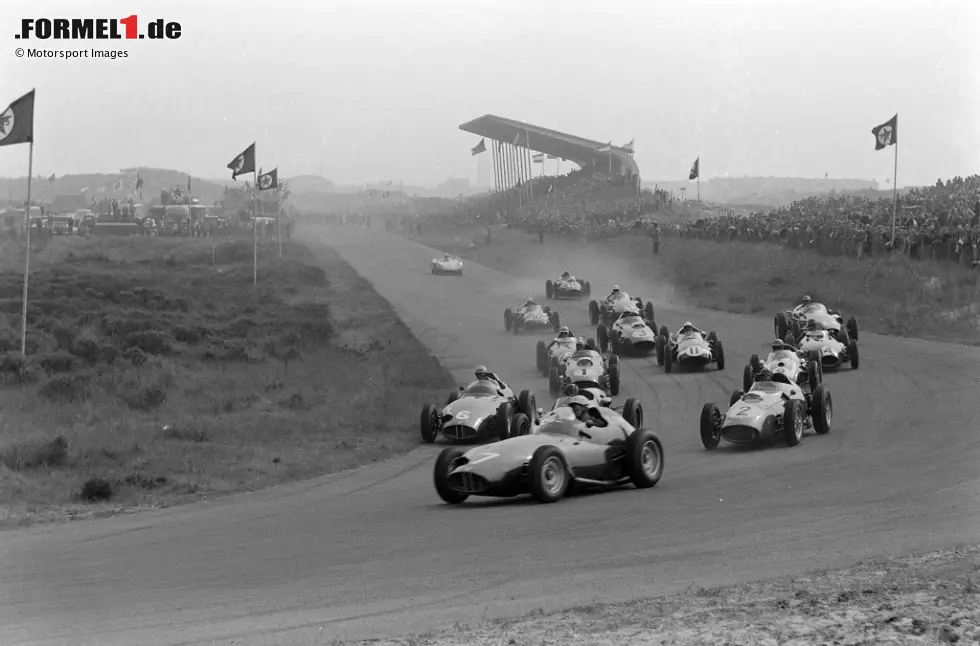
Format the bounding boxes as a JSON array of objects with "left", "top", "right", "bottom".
[
  {"left": 333, "top": 542, "right": 980, "bottom": 645},
  {"left": 403, "top": 223, "right": 980, "bottom": 345},
  {"left": 0, "top": 235, "right": 454, "bottom": 529}
]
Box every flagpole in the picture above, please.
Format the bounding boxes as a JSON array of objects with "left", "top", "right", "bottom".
[
  {"left": 277, "top": 174, "right": 283, "bottom": 258},
  {"left": 890, "top": 140, "right": 899, "bottom": 244},
  {"left": 253, "top": 163, "right": 258, "bottom": 286},
  {"left": 20, "top": 139, "right": 34, "bottom": 355}
]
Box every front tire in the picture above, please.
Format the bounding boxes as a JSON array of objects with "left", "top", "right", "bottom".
[
  {"left": 529, "top": 446, "right": 569, "bottom": 503},
  {"left": 420, "top": 404, "right": 439, "bottom": 443},
  {"left": 700, "top": 403, "right": 722, "bottom": 450},
  {"left": 811, "top": 384, "right": 832, "bottom": 434},
  {"left": 714, "top": 340, "right": 725, "bottom": 370},
  {"left": 434, "top": 448, "right": 468, "bottom": 504},
  {"left": 848, "top": 340, "right": 859, "bottom": 369},
  {"left": 626, "top": 429, "right": 664, "bottom": 488},
  {"left": 545, "top": 280, "right": 554, "bottom": 299},
  {"left": 589, "top": 300, "right": 600, "bottom": 325},
  {"left": 782, "top": 399, "right": 804, "bottom": 447},
  {"left": 847, "top": 316, "right": 859, "bottom": 341}
]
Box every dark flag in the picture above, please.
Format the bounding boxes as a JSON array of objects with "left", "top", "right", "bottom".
[
  {"left": 0, "top": 89, "right": 36, "bottom": 148},
  {"left": 688, "top": 157, "right": 699, "bottom": 180},
  {"left": 871, "top": 114, "right": 898, "bottom": 150},
  {"left": 471, "top": 138, "right": 486, "bottom": 156},
  {"left": 257, "top": 167, "right": 278, "bottom": 191},
  {"left": 227, "top": 143, "right": 256, "bottom": 180}
]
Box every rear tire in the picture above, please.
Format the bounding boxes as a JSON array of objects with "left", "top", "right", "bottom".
[
  {"left": 517, "top": 389, "right": 536, "bottom": 417},
  {"left": 529, "top": 446, "right": 569, "bottom": 503},
  {"left": 510, "top": 412, "right": 532, "bottom": 437},
  {"left": 847, "top": 316, "right": 859, "bottom": 341},
  {"left": 420, "top": 404, "right": 439, "bottom": 443},
  {"left": 742, "top": 364, "right": 754, "bottom": 392},
  {"left": 700, "top": 403, "right": 722, "bottom": 450},
  {"left": 714, "top": 340, "right": 725, "bottom": 370},
  {"left": 644, "top": 302, "right": 655, "bottom": 322},
  {"left": 551, "top": 311, "right": 561, "bottom": 332},
  {"left": 536, "top": 341, "right": 547, "bottom": 373},
  {"left": 545, "top": 280, "right": 554, "bottom": 299},
  {"left": 434, "top": 448, "right": 468, "bottom": 504},
  {"left": 586, "top": 337, "right": 596, "bottom": 351},
  {"left": 608, "top": 360, "right": 621, "bottom": 396},
  {"left": 504, "top": 308, "right": 512, "bottom": 332},
  {"left": 811, "top": 385, "right": 832, "bottom": 434},
  {"left": 729, "top": 389, "right": 743, "bottom": 407},
  {"left": 549, "top": 366, "right": 560, "bottom": 395},
  {"left": 626, "top": 429, "right": 664, "bottom": 488},
  {"left": 622, "top": 397, "right": 643, "bottom": 429},
  {"left": 597, "top": 324, "right": 609, "bottom": 353},
  {"left": 848, "top": 340, "right": 859, "bottom": 369},
  {"left": 589, "top": 300, "right": 600, "bottom": 325},
  {"left": 775, "top": 312, "right": 789, "bottom": 339},
  {"left": 494, "top": 402, "right": 513, "bottom": 440},
  {"left": 656, "top": 336, "right": 665, "bottom": 366},
  {"left": 664, "top": 343, "right": 673, "bottom": 373}
]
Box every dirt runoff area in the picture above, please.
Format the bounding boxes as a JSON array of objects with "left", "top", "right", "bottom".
[{"left": 340, "top": 543, "right": 979, "bottom": 645}]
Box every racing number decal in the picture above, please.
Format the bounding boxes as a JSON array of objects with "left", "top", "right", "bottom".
[
  {"left": 455, "top": 411, "right": 470, "bottom": 420},
  {"left": 581, "top": 369, "right": 587, "bottom": 375},
  {"left": 734, "top": 405, "right": 751, "bottom": 416}
]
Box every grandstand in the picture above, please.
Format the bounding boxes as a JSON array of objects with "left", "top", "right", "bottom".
[{"left": 458, "top": 114, "right": 639, "bottom": 189}]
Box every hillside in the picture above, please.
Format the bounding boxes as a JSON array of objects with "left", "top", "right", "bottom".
[{"left": 641, "top": 176, "right": 888, "bottom": 207}]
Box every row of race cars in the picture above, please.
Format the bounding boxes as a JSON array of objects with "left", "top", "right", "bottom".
[{"left": 421, "top": 267, "right": 863, "bottom": 507}]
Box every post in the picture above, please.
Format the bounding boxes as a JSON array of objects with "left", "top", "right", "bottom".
[
  {"left": 253, "top": 168, "right": 258, "bottom": 286},
  {"left": 890, "top": 141, "right": 899, "bottom": 244},
  {"left": 212, "top": 244, "right": 215, "bottom": 266},
  {"left": 20, "top": 141, "right": 34, "bottom": 356},
  {"left": 526, "top": 135, "right": 534, "bottom": 203},
  {"left": 697, "top": 175, "right": 701, "bottom": 204},
  {"left": 277, "top": 187, "right": 282, "bottom": 258}
]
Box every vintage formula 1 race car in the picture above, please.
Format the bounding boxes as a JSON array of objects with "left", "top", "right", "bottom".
[
  {"left": 741, "top": 345, "right": 823, "bottom": 392},
  {"left": 597, "top": 307, "right": 658, "bottom": 356},
  {"left": 549, "top": 347, "right": 621, "bottom": 397},
  {"left": 431, "top": 254, "right": 463, "bottom": 275},
  {"left": 775, "top": 301, "right": 858, "bottom": 344},
  {"left": 699, "top": 372, "right": 832, "bottom": 449},
  {"left": 536, "top": 335, "right": 596, "bottom": 377},
  {"left": 589, "top": 290, "right": 656, "bottom": 327},
  {"left": 655, "top": 325, "right": 725, "bottom": 372},
  {"left": 505, "top": 302, "right": 561, "bottom": 334},
  {"left": 792, "top": 325, "right": 859, "bottom": 370},
  {"left": 420, "top": 380, "right": 537, "bottom": 442},
  {"left": 432, "top": 399, "right": 663, "bottom": 504},
  {"left": 545, "top": 274, "right": 591, "bottom": 299}
]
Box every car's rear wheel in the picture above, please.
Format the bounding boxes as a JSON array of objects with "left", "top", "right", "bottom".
[
  {"left": 700, "top": 403, "right": 722, "bottom": 450},
  {"left": 589, "top": 300, "right": 600, "bottom": 325},
  {"left": 782, "top": 400, "right": 804, "bottom": 447},
  {"left": 504, "top": 308, "right": 512, "bottom": 332},
  {"left": 847, "top": 316, "right": 859, "bottom": 341},
  {"left": 622, "top": 397, "right": 643, "bottom": 428},
  {"left": 545, "top": 280, "right": 554, "bottom": 299},
  {"left": 644, "top": 301, "right": 655, "bottom": 322},
  {"left": 742, "top": 364, "right": 754, "bottom": 391},
  {"left": 536, "top": 341, "right": 547, "bottom": 373},
  {"left": 715, "top": 340, "right": 725, "bottom": 370},
  {"left": 664, "top": 343, "right": 673, "bottom": 373},
  {"left": 608, "top": 361, "right": 621, "bottom": 396},
  {"left": 434, "top": 448, "right": 468, "bottom": 504},
  {"left": 775, "top": 312, "right": 789, "bottom": 339},
  {"left": 848, "top": 340, "right": 859, "bottom": 369},
  {"left": 551, "top": 311, "right": 561, "bottom": 332},
  {"left": 529, "top": 446, "right": 569, "bottom": 503},
  {"left": 517, "top": 389, "right": 536, "bottom": 417},
  {"left": 586, "top": 337, "right": 596, "bottom": 351},
  {"left": 729, "top": 389, "right": 743, "bottom": 407},
  {"left": 811, "top": 385, "right": 832, "bottom": 434},
  {"left": 626, "top": 429, "right": 664, "bottom": 488},
  {"left": 494, "top": 402, "right": 513, "bottom": 440},
  {"left": 597, "top": 324, "right": 609, "bottom": 353},
  {"left": 420, "top": 404, "right": 439, "bottom": 443},
  {"left": 656, "top": 335, "right": 665, "bottom": 366},
  {"left": 549, "top": 366, "right": 560, "bottom": 395},
  {"left": 510, "top": 412, "right": 531, "bottom": 437},
  {"left": 446, "top": 390, "right": 460, "bottom": 406}
]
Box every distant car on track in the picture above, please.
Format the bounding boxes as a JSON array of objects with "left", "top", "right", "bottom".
[
  {"left": 505, "top": 299, "right": 561, "bottom": 334},
  {"left": 420, "top": 379, "right": 537, "bottom": 443},
  {"left": 699, "top": 370, "right": 832, "bottom": 450},
  {"left": 598, "top": 306, "right": 658, "bottom": 356},
  {"left": 545, "top": 272, "right": 591, "bottom": 299},
  {"left": 549, "top": 345, "right": 621, "bottom": 397},
  {"left": 432, "top": 398, "right": 663, "bottom": 504},
  {"left": 791, "top": 322, "right": 859, "bottom": 370},
  {"left": 742, "top": 340, "right": 823, "bottom": 392},
  {"left": 536, "top": 329, "right": 594, "bottom": 377},
  {"left": 775, "top": 297, "right": 858, "bottom": 345},
  {"left": 655, "top": 322, "right": 725, "bottom": 372},
  {"left": 431, "top": 254, "right": 463, "bottom": 275},
  {"left": 589, "top": 288, "right": 655, "bottom": 327}
]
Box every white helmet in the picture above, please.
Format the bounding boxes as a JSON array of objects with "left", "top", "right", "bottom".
[{"left": 612, "top": 285, "right": 620, "bottom": 292}]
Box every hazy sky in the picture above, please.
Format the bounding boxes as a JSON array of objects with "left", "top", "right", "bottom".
[{"left": 1, "top": 0, "right": 978, "bottom": 187}]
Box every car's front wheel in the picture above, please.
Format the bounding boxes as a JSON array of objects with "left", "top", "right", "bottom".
[
  {"left": 433, "top": 448, "right": 468, "bottom": 504},
  {"left": 626, "top": 429, "right": 664, "bottom": 488},
  {"left": 529, "top": 446, "right": 569, "bottom": 503}
]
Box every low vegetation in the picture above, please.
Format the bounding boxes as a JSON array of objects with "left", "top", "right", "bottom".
[
  {"left": 334, "top": 543, "right": 980, "bottom": 645},
  {"left": 408, "top": 222, "right": 980, "bottom": 345},
  {"left": 0, "top": 235, "right": 453, "bottom": 528}
]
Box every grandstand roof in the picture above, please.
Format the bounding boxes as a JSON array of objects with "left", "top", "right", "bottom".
[{"left": 458, "top": 114, "right": 639, "bottom": 177}]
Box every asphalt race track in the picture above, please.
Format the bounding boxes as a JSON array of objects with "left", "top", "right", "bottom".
[{"left": 2, "top": 226, "right": 979, "bottom": 646}]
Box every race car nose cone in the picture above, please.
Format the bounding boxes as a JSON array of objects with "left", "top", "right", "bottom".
[{"left": 777, "top": 362, "right": 785, "bottom": 367}]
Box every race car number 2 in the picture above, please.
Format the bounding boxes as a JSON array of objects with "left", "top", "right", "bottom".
[
  {"left": 734, "top": 405, "right": 751, "bottom": 416},
  {"left": 455, "top": 411, "right": 470, "bottom": 420}
]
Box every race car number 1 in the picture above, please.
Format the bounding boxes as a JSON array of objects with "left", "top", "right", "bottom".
[{"left": 455, "top": 411, "right": 470, "bottom": 420}]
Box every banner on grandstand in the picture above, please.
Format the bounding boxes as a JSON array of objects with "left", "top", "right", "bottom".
[
  {"left": 532, "top": 154, "right": 544, "bottom": 163},
  {"left": 471, "top": 138, "right": 486, "bottom": 156},
  {"left": 689, "top": 157, "right": 699, "bottom": 180},
  {"left": 871, "top": 114, "right": 897, "bottom": 150}
]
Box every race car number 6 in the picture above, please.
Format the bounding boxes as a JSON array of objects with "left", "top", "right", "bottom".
[{"left": 455, "top": 411, "right": 470, "bottom": 420}]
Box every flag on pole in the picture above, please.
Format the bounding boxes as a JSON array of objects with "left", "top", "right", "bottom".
[
  {"left": 871, "top": 114, "right": 898, "bottom": 150},
  {"left": 0, "top": 89, "right": 35, "bottom": 148},
  {"left": 135, "top": 173, "right": 143, "bottom": 191},
  {"left": 622, "top": 138, "right": 635, "bottom": 153},
  {"left": 257, "top": 167, "right": 278, "bottom": 191},
  {"left": 48, "top": 173, "right": 55, "bottom": 183},
  {"left": 227, "top": 142, "right": 256, "bottom": 180},
  {"left": 187, "top": 173, "right": 192, "bottom": 194},
  {"left": 597, "top": 142, "right": 612, "bottom": 152},
  {"left": 471, "top": 138, "right": 486, "bottom": 156},
  {"left": 532, "top": 153, "right": 544, "bottom": 163},
  {"left": 689, "top": 157, "right": 700, "bottom": 180},
  {"left": 547, "top": 183, "right": 554, "bottom": 194}
]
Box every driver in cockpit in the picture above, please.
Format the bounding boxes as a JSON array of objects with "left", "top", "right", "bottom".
[
  {"left": 560, "top": 270, "right": 572, "bottom": 280},
  {"left": 606, "top": 285, "right": 622, "bottom": 300},
  {"left": 547, "top": 326, "right": 576, "bottom": 351},
  {"left": 569, "top": 337, "right": 596, "bottom": 359},
  {"left": 792, "top": 294, "right": 815, "bottom": 315},
  {"left": 520, "top": 297, "right": 537, "bottom": 312},
  {"left": 566, "top": 395, "right": 609, "bottom": 428},
  {"left": 676, "top": 321, "right": 701, "bottom": 337}
]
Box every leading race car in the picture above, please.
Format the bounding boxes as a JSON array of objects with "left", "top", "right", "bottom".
[
  {"left": 431, "top": 253, "right": 463, "bottom": 275},
  {"left": 699, "top": 369, "right": 832, "bottom": 450},
  {"left": 589, "top": 287, "right": 656, "bottom": 327},
  {"left": 420, "top": 376, "right": 537, "bottom": 442},
  {"left": 597, "top": 306, "right": 658, "bottom": 356},
  {"left": 549, "top": 344, "right": 621, "bottom": 397},
  {"left": 432, "top": 397, "right": 664, "bottom": 504},
  {"left": 536, "top": 329, "right": 596, "bottom": 377},
  {"left": 545, "top": 271, "right": 591, "bottom": 299},
  {"left": 791, "top": 321, "right": 859, "bottom": 370},
  {"left": 655, "top": 322, "right": 725, "bottom": 372},
  {"left": 742, "top": 339, "right": 823, "bottom": 393},
  {"left": 775, "top": 295, "right": 858, "bottom": 344},
  {"left": 505, "top": 299, "right": 561, "bottom": 334},
  {"left": 549, "top": 382, "right": 613, "bottom": 410}
]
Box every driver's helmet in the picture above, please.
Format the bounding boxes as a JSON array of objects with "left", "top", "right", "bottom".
[
  {"left": 575, "top": 336, "right": 586, "bottom": 350},
  {"left": 523, "top": 297, "right": 535, "bottom": 307},
  {"left": 562, "top": 384, "right": 580, "bottom": 397},
  {"left": 771, "top": 338, "right": 785, "bottom": 352},
  {"left": 474, "top": 365, "right": 489, "bottom": 381},
  {"left": 756, "top": 369, "right": 774, "bottom": 382},
  {"left": 801, "top": 294, "right": 812, "bottom": 305},
  {"left": 611, "top": 285, "right": 620, "bottom": 294},
  {"left": 443, "top": 253, "right": 451, "bottom": 260},
  {"left": 561, "top": 270, "right": 570, "bottom": 278},
  {"left": 557, "top": 325, "right": 572, "bottom": 338},
  {"left": 566, "top": 395, "right": 590, "bottom": 419},
  {"left": 680, "top": 321, "right": 695, "bottom": 334}
]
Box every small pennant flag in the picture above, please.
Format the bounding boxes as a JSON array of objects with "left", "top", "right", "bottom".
[
  {"left": 547, "top": 183, "right": 554, "bottom": 194},
  {"left": 227, "top": 142, "right": 256, "bottom": 180},
  {"left": 48, "top": 173, "right": 55, "bottom": 183},
  {"left": 0, "top": 89, "right": 35, "bottom": 148},
  {"left": 689, "top": 157, "right": 699, "bottom": 180},
  {"left": 598, "top": 142, "right": 612, "bottom": 152},
  {"left": 622, "top": 138, "right": 635, "bottom": 153},
  {"left": 258, "top": 167, "right": 278, "bottom": 191},
  {"left": 471, "top": 138, "right": 487, "bottom": 156},
  {"left": 871, "top": 114, "right": 897, "bottom": 150},
  {"left": 532, "top": 153, "right": 544, "bottom": 163}
]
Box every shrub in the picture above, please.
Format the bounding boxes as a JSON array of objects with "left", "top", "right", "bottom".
[
  {"left": 37, "top": 350, "right": 76, "bottom": 374},
  {"left": 38, "top": 374, "right": 90, "bottom": 402},
  {"left": 121, "top": 382, "right": 168, "bottom": 411},
  {"left": 123, "top": 330, "right": 172, "bottom": 355},
  {"left": 0, "top": 435, "right": 69, "bottom": 470},
  {"left": 79, "top": 477, "right": 113, "bottom": 501}
]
